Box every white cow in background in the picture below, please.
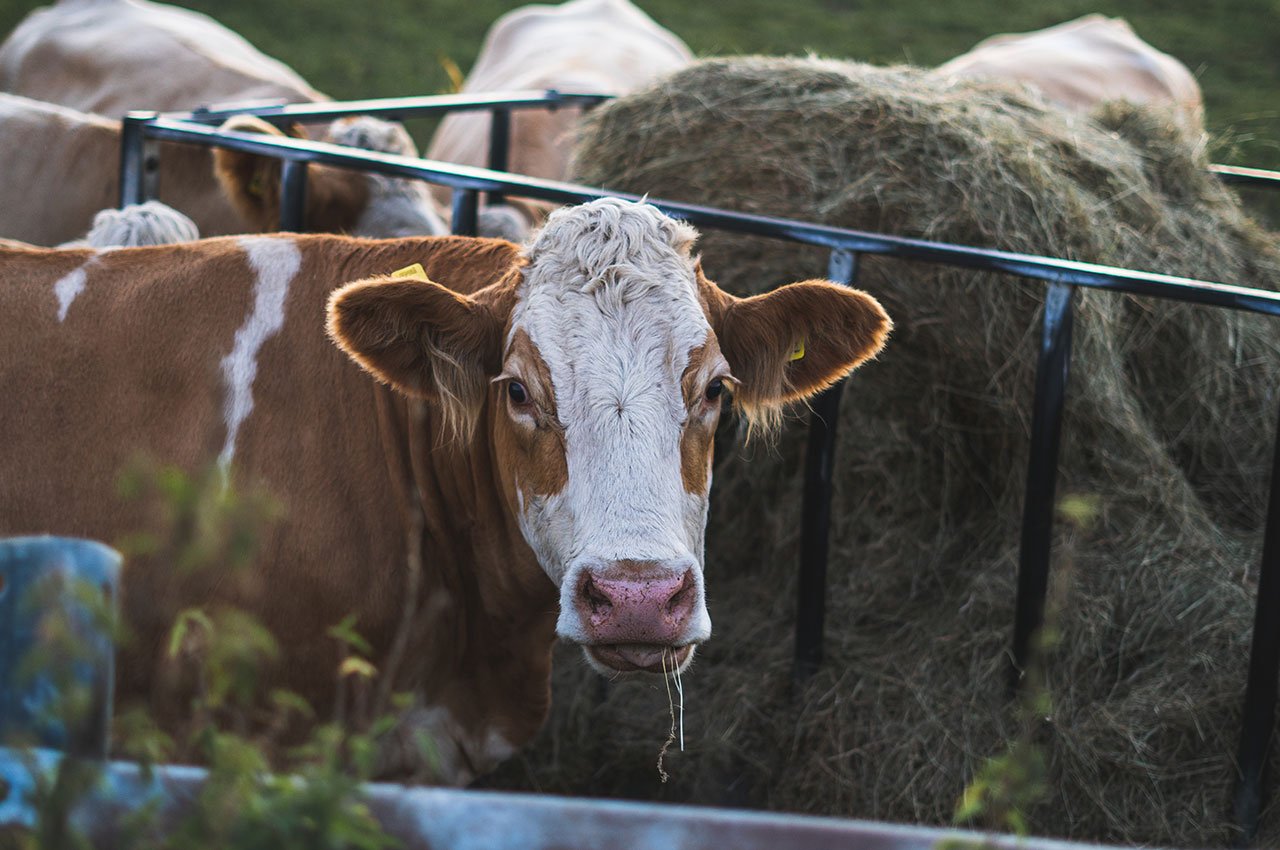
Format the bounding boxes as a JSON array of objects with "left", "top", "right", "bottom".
[
  {"left": 0, "top": 0, "right": 450, "bottom": 238},
  {"left": 426, "top": 0, "right": 694, "bottom": 215},
  {"left": 0, "top": 0, "right": 325, "bottom": 117},
  {"left": 937, "top": 15, "right": 1204, "bottom": 135}
]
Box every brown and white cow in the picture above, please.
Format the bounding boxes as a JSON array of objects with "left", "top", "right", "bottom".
[
  {"left": 0, "top": 0, "right": 449, "bottom": 239},
  {"left": 936, "top": 15, "right": 1204, "bottom": 134},
  {"left": 425, "top": 0, "right": 694, "bottom": 215},
  {"left": 0, "top": 198, "right": 890, "bottom": 782}
]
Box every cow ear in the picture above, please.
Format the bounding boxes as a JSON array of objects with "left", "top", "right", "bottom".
[
  {"left": 701, "top": 271, "right": 891, "bottom": 427},
  {"left": 327, "top": 273, "right": 508, "bottom": 437},
  {"left": 211, "top": 115, "right": 305, "bottom": 231}
]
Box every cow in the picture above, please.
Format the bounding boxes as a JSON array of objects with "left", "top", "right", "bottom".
[
  {"left": 0, "top": 0, "right": 324, "bottom": 117},
  {"left": 425, "top": 0, "right": 694, "bottom": 218},
  {"left": 0, "top": 93, "right": 447, "bottom": 245},
  {"left": 0, "top": 198, "right": 890, "bottom": 782},
  {"left": 936, "top": 15, "right": 1204, "bottom": 134},
  {"left": 0, "top": 0, "right": 450, "bottom": 238}
]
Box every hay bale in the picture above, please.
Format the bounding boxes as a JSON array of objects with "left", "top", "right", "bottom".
[{"left": 483, "top": 57, "right": 1280, "bottom": 848}]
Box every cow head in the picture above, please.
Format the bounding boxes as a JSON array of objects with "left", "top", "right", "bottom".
[
  {"left": 212, "top": 114, "right": 449, "bottom": 237},
  {"left": 327, "top": 198, "right": 891, "bottom": 676}
]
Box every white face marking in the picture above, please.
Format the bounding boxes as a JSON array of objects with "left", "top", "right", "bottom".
[
  {"left": 505, "top": 199, "right": 720, "bottom": 651},
  {"left": 217, "top": 237, "right": 301, "bottom": 474}
]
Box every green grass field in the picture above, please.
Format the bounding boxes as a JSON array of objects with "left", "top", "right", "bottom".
[{"left": 0, "top": 0, "right": 1276, "bottom": 174}]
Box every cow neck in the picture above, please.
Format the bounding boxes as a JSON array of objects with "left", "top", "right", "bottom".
[{"left": 371, "top": 333, "right": 558, "bottom": 748}]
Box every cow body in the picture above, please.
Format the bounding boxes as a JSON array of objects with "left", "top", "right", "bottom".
[
  {"left": 0, "top": 93, "right": 246, "bottom": 245},
  {"left": 0, "top": 0, "right": 324, "bottom": 117},
  {"left": 1, "top": 199, "right": 890, "bottom": 782},
  {"left": 937, "top": 15, "right": 1203, "bottom": 133},
  {"left": 425, "top": 0, "right": 693, "bottom": 207},
  {"left": 0, "top": 0, "right": 449, "bottom": 239}
]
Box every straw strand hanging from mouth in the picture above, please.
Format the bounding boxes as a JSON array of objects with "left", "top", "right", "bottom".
[{"left": 657, "top": 647, "right": 685, "bottom": 782}]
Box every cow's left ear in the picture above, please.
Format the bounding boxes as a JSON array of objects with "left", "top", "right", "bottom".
[
  {"left": 700, "top": 270, "right": 892, "bottom": 421},
  {"left": 327, "top": 273, "right": 509, "bottom": 437}
]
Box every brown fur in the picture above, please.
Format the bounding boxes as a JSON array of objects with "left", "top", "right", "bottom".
[
  {"left": 495, "top": 328, "right": 570, "bottom": 503},
  {"left": 212, "top": 115, "right": 375, "bottom": 235},
  {"left": 697, "top": 266, "right": 893, "bottom": 431},
  {"left": 2, "top": 223, "right": 890, "bottom": 780},
  {"left": 678, "top": 336, "right": 723, "bottom": 494},
  {"left": 0, "top": 234, "right": 550, "bottom": 769}
]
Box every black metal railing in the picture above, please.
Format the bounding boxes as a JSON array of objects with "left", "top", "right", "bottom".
[{"left": 116, "top": 92, "right": 1280, "bottom": 842}]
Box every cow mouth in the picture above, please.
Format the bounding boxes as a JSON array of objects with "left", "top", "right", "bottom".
[{"left": 586, "top": 643, "right": 694, "bottom": 675}]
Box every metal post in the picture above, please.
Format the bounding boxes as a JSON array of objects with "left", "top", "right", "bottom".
[
  {"left": 1010, "top": 282, "right": 1075, "bottom": 687},
  {"left": 278, "top": 159, "right": 308, "bottom": 232},
  {"left": 487, "top": 108, "right": 511, "bottom": 208},
  {"left": 119, "top": 114, "right": 160, "bottom": 208},
  {"left": 452, "top": 188, "right": 479, "bottom": 237},
  {"left": 1232, "top": 397, "right": 1280, "bottom": 844},
  {"left": 794, "top": 248, "right": 858, "bottom": 684},
  {"left": 0, "top": 537, "right": 120, "bottom": 760}
]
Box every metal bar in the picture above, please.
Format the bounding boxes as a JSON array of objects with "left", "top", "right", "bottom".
[
  {"left": 794, "top": 249, "right": 858, "bottom": 684},
  {"left": 451, "top": 188, "right": 479, "bottom": 237},
  {"left": 487, "top": 108, "right": 512, "bottom": 208},
  {"left": 278, "top": 159, "right": 308, "bottom": 231},
  {"left": 1212, "top": 164, "right": 1280, "bottom": 190},
  {"left": 1233, "top": 396, "right": 1280, "bottom": 844},
  {"left": 166, "top": 90, "right": 611, "bottom": 126},
  {"left": 125, "top": 116, "right": 1280, "bottom": 317},
  {"left": 118, "top": 114, "right": 159, "bottom": 208},
  {"left": 1010, "top": 283, "right": 1075, "bottom": 686}
]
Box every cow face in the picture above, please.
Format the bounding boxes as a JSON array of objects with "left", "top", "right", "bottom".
[{"left": 327, "top": 198, "right": 891, "bottom": 677}]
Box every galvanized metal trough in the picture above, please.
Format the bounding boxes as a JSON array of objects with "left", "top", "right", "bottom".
[{"left": 0, "top": 745, "right": 1126, "bottom": 850}]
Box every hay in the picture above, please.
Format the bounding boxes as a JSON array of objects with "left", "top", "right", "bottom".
[{"left": 482, "top": 57, "right": 1280, "bottom": 847}]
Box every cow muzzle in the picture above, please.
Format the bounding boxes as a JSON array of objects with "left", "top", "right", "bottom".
[{"left": 563, "top": 559, "right": 709, "bottom": 676}]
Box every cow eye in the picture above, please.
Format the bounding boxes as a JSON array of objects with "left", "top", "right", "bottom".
[
  {"left": 705, "top": 378, "right": 724, "bottom": 402},
  {"left": 508, "top": 380, "right": 530, "bottom": 406}
]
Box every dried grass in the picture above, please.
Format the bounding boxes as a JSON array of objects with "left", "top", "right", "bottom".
[{"left": 480, "top": 57, "right": 1280, "bottom": 848}]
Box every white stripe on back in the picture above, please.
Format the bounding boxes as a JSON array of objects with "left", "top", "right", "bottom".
[{"left": 217, "top": 237, "right": 302, "bottom": 476}]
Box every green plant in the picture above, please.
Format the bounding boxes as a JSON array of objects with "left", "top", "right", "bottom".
[
  {"left": 950, "top": 494, "right": 1099, "bottom": 838},
  {"left": 6, "top": 462, "right": 408, "bottom": 850}
]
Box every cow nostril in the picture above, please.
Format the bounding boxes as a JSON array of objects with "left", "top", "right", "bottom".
[
  {"left": 580, "top": 576, "right": 613, "bottom": 615},
  {"left": 665, "top": 572, "right": 695, "bottom": 615}
]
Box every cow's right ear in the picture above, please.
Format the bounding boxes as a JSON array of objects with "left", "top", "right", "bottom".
[
  {"left": 326, "top": 273, "right": 508, "bottom": 436},
  {"left": 212, "top": 115, "right": 309, "bottom": 231}
]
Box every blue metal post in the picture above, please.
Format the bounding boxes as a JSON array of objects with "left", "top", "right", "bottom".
[
  {"left": 1010, "top": 283, "right": 1075, "bottom": 686},
  {"left": 794, "top": 248, "right": 858, "bottom": 684},
  {"left": 0, "top": 537, "right": 120, "bottom": 759}
]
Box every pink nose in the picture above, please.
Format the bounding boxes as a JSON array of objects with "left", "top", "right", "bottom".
[{"left": 575, "top": 565, "right": 698, "bottom": 645}]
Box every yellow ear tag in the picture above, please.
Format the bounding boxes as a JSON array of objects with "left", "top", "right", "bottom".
[
  {"left": 391, "top": 262, "right": 426, "bottom": 279},
  {"left": 788, "top": 339, "right": 806, "bottom": 362}
]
